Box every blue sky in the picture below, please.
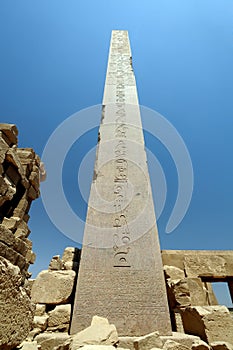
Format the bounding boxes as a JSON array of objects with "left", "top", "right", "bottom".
[{"left": 1, "top": 1, "right": 233, "bottom": 305}]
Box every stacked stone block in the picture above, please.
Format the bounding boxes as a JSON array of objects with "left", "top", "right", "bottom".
[
  {"left": 28, "top": 247, "right": 80, "bottom": 345},
  {"left": 0, "top": 123, "right": 41, "bottom": 349}
]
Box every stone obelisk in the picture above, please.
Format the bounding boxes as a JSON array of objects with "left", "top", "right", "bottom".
[{"left": 70, "top": 30, "right": 172, "bottom": 336}]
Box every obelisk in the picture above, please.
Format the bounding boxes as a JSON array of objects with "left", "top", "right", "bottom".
[{"left": 70, "top": 30, "right": 172, "bottom": 336}]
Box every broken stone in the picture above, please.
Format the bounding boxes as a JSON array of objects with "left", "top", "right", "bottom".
[
  {"left": 35, "top": 304, "right": 46, "bottom": 316},
  {"left": 47, "top": 304, "right": 71, "bottom": 331},
  {"left": 31, "top": 270, "right": 76, "bottom": 304},
  {"left": 118, "top": 337, "right": 137, "bottom": 350},
  {"left": 133, "top": 332, "right": 163, "bottom": 350},
  {"left": 18, "top": 340, "right": 39, "bottom": 350},
  {"left": 163, "top": 340, "right": 190, "bottom": 350},
  {"left": 33, "top": 315, "right": 49, "bottom": 331},
  {"left": 71, "top": 316, "right": 118, "bottom": 348},
  {"left": 0, "top": 257, "right": 34, "bottom": 349},
  {"left": 48, "top": 255, "right": 64, "bottom": 271},
  {"left": 35, "top": 333, "right": 70, "bottom": 350},
  {"left": 164, "top": 265, "right": 185, "bottom": 280},
  {"left": 192, "top": 339, "right": 211, "bottom": 350},
  {"left": 160, "top": 333, "right": 201, "bottom": 349},
  {"left": 0, "top": 123, "right": 18, "bottom": 145},
  {"left": 181, "top": 306, "right": 233, "bottom": 344}
]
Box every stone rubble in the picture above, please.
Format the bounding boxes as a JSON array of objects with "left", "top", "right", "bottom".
[{"left": 0, "top": 124, "right": 41, "bottom": 349}]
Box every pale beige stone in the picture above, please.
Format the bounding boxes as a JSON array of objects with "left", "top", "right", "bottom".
[
  {"left": 62, "top": 247, "right": 77, "bottom": 262},
  {"left": 210, "top": 341, "right": 233, "bottom": 350},
  {"left": 118, "top": 337, "right": 137, "bottom": 350},
  {"left": 48, "top": 255, "right": 64, "bottom": 270},
  {"left": 133, "top": 332, "right": 163, "bottom": 350},
  {"left": 181, "top": 306, "right": 233, "bottom": 344},
  {"left": 71, "top": 318, "right": 118, "bottom": 348},
  {"left": 70, "top": 30, "right": 172, "bottom": 337},
  {"left": 19, "top": 340, "right": 39, "bottom": 350},
  {"left": 35, "top": 333, "right": 70, "bottom": 350},
  {"left": 0, "top": 257, "right": 35, "bottom": 349},
  {"left": 163, "top": 340, "right": 190, "bottom": 350},
  {"left": 167, "top": 279, "right": 191, "bottom": 308},
  {"left": 33, "top": 315, "right": 48, "bottom": 331},
  {"left": 35, "top": 304, "right": 46, "bottom": 316},
  {"left": 164, "top": 265, "right": 185, "bottom": 280},
  {"left": 160, "top": 333, "right": 201, "bottom": 349},
  {"left": 26, "top": 328, "right": 41, "bottom": 342},
  {"left": 47, "top": 304, "right": 71, "bottom": 331},
  {"left": 91, "top": 316, "right": 109, "bottom": 326},
  {"left": 192, "top": 339, "right": 211, "bottom": 350},
  {"left": 31, "top": 270, "right": 75, "bottom": 304}
]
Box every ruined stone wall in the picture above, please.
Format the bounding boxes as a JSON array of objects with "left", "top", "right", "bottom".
[{"left": 0, "top": 124, "right": 40, "bottom": 350}]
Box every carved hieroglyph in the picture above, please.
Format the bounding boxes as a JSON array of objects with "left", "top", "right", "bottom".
[{"left": 70, "top": 30, "right": 172, "bottom": 336}]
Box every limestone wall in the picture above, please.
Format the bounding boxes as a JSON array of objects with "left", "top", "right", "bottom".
[{"left": 0, "top": 124, "right": 40, "bottom": 349}]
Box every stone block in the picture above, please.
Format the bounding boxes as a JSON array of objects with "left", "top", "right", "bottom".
[
  {"left": 49, "top": 255, "right": 64, "bottom": 270},
  {"left": 35, "top": 333, "right": 70, "bottom": 350},
  {"left": 164, "top": 265, "right": 185, "bottom": 280},
  {"left": 133, "top": 332, "right": 163, "bottom": 350},
  {"left": 35, "top": 304, "right": 46, "bottom": 316},
  {"left": 31, "top": 270, "right": 76, "bottom": 304},
  {"left": 0, "top": 123, "right": 18, "bottom": 145},
  {"left": 47, "top": 304, "right": 71, "bottom": 331},
  {"left": 33, "top": 315, "right": 49, "bottom": 331},
  {"left": 187, "top": 278, "right": 207, "bottom": 306},
  {"left": 71, "top": 316, "right": 118, "bottom": 348},
  {"left": 118, "top": 337, "right": 137, "bottom": 350},
  {"left": 192, "top": 339, "right": 211, "bottom": 350},
  {"left": 181, "top": 306, "right": 233, "bottom": 344},
  {"left": 163, "top": 340, "right": 190, "bottom": 350},
  {"left": 18, "top": 341, "right": 39, "bottom": 350},
  {"left": 160, "top": 333, "right": 201, "bottom": 349},
  {"left": 0, "top": 257, "right": 34, "bottom": 349},
  {"left": 167, "top": 278, "right": 191, "bottom": 308}
]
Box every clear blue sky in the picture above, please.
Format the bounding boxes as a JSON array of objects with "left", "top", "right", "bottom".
[{"left": 1, "top": 1, "right": 233, "bottom": 305}]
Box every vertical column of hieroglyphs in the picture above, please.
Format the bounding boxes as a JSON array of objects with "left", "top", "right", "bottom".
[{"left": 71, "top": 30, "right": 172, "bottom": 336}]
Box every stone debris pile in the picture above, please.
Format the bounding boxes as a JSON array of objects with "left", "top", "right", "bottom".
[
  {"left": 0, "top": 123, "right": 41, "bottom": 350},
  {"left": 27, "top": 247, "right": 80, "bottom": 342}
]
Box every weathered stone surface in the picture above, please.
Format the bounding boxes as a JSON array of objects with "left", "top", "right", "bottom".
[
  {"left": 160, "top": 333, "right": 201, "bottom": 349},
  {"left": 34, "top": 304, "right": 46, "bottom": 316},
  {"left": 26, "top": 328, "right": 41, "bottom": 342},
  {"left": 166, "top": 279, "right": 191, "bottom": 309},
  {"left": 0, "top": 123, "right": 18, "bottom": 145},
  {"left": 163, "top": 340, "right": 190, "bottom": 350},
  {"left": 35, "top": 333, "right": 70, "bottom": 350},
  {"left": 0, "top": 257, "right": 34, "bottom": 349},
  {"left": 18, "top": 341, "right": 39, "bottom": 350},
  {"left": 210, "top": 341, "right": 233, "bottom": 350},
  {"left": 47, "top": 304, "right": 71, "bottom": 331},
  {"left": 187, "top": 278, "right": 207, "bottom": 306},
  {"left": 133, "top": 332, "right": 163, "bottom": 350},
  {"left": 162, "top": 250, "right": 233, "bottom": 280},
  {"left": 71, "top": 316, "right": 118, "bottom": 348},
  {"left": 62, "top": 247, "right": 78, "bottom": 262},
  {"left": 71, "top": 30, "right": 172, "bottom": 337},
  {"left": 118, "top": 337, "right": 137, "bottom": 350},
  {"left": 164, "top": 265, "right": 185, "bottom": 280},
  {"left": 33, "top": 315, "right": 49, "bottom": 331},
  {"left": 181, "top": 306, "right": 233, "bottom": 344},
  {"left": 48, "top": 255, "right": 64, "bottom": 270},
  {"left": 173, "top": 310, "right": 184, "bottom": 333},
  {"left": 91, "top": 315, "right": 109, "bottom": 326},
  {"left": 31, "top": 270, "right": 75, "bottom": 304}
]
